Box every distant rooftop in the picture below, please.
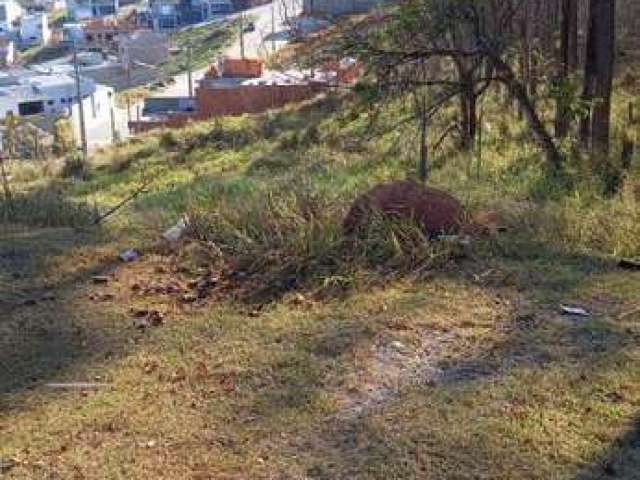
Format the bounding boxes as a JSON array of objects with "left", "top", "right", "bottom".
[
  {"left": 0, "top": 69, "right": 94, "bottom": 99},
  {"left": 199, "top": 68, "right": 336, "bottom": 89}
]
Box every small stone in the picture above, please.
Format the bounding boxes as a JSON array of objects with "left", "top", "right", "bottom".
[
  {"left": 0, "top": 457, "right": 16, "bottom": 474},
  {"left": 182, "top": 293, "right": 198, "bottom": 303},
  {"left": 290, "top": 293, "right": 306, "bottom": 305},
  {"left": 389, "top": 340, "right": 409, "bottom": 354},
  {"left": 560, "top": 305, "right": 591, "bottom": 317},
  {"left": 132, "top": 309, "right": 164, "bottom": 329},
  {"left": 92, "top": 275, "right": 110, "bottom": 284},
  {"left": 119, "top": 249, "right": 141, "bottom": 263},
  {"left": 162, "top": 217, "right": 189, "bottom": 244}
]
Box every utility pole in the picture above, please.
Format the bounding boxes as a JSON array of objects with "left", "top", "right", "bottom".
[
  {"left": 125, "top": 50, "right": 132, "bottom": 123},
  {"left": 72, "top": 40, "right": 88, "bottom": 158},
  {"left": 187, "top": 44, "right": 193, "bottom": 98},
  {"left": 108, "top": 91, "right": 117, "bottom": 143},
  {"left": 239, "top": 12, "right": 245, "bottom": 59},
  {"left": 271, "top": 2, "right": 276, "bottom": 53}
]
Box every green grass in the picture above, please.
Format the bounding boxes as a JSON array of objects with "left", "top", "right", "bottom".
[
  {"left": 159, "top": 19, "right": 239, "bottom": 77},
  {"left": 1, "top": 87, "right": 640, "bottom": 479}
]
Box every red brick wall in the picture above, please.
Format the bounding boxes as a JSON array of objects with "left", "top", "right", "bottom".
[
  {"left": 219, "top": 58, "right": 263, "bottom": 78},
  {"left": 129, "top": 84, "right": 326, "bottom": 133},
  {"left": 196, "top": 84, "right": 325, "bottom": 117}
]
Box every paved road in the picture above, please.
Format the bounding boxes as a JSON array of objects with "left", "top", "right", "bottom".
[{"left": 158, "top": 1, "right": 300, "bottom": 98}]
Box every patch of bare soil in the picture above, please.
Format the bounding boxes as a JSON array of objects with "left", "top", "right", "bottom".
[
  {"left": 335, "top": 329, "right": 462, "bottom": 416},
  {"left": 335, "top": 307, "right": 552, "bottom": 418},
  {"left": 83, "top": 242, "right": 267, "bottom": 329}
]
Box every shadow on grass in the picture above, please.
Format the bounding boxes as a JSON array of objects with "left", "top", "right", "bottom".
[
  {"left": 0, "top": 196, "right": 130, "bottom": 410},
  {"left": 223, "top": 235, "right": 635, "bottom": 478},
  {"left": 575, "top": 420, "right": 640, "bottom": 479}
]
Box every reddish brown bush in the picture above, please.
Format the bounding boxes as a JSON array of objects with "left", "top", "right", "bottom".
[{"left": 343, "top": 181, "right": 465, "bottom": 237}]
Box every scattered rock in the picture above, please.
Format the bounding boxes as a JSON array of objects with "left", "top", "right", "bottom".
[
  {"left": 119, "top": 249, "right": 141, "bottom": 263},
  {"left": 162, "top": 217, "right": 190, "bottom": 244},
  {"left": 0, "top": 457, "right": 16, "bottom": 474},
  {"left": 132, "top": 309, "right": 164, "bottom": 330},
  {"left": 343, "top": 180, "right": 464, "bottom": 237},
  {"left": 290, "top": 293, "right": 307, "bottom": 306},
  {"left": 388, "top": 340, "right": 410, "bottom": 355},
  {"left": 618, "top": 258, "right": 640, "bottom": 271},
  {"left": 89, "top": 292, "right": 115, "bottom": 302},
  {"left": 45, "top": 382, "right": 109, "bottom": 390},
  {"left": 437, "top": 234, "right": 470, "bottom": 243},
  {"left": 181, "top": 293, "right": 198, "bottom": 303},
  {"left": 560, "top": 305, "right": 591, "bottom": 317}
]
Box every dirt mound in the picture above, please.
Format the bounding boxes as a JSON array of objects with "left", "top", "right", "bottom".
[{"left": 343, "top": 181, "right": 465, "bottom": 237}]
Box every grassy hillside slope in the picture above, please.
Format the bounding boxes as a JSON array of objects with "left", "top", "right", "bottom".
[{"left": 1, "top": 90, "right": 640, "bottom": 479}]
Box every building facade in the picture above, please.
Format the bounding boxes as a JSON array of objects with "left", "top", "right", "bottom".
[
  {"left": 302, "top": 0, "right": 391, "bottom": 16},
  {"left": 69, "top": 0, "right": 119, "bottom": 20},
  {"left": 0, "top": 71, "right": 96, "bottom": 120},
  {"left": 0, "top": 0, "right": 22, "bottom": 34},
  {"left": 20, "top": 13, "right": 51, "bottom": 47},
  {"left": 0, "top": 38, "right": 14, "bottom": 65},
  {"left": 145, "top": 0, "right": 234, "bottom": 31}
]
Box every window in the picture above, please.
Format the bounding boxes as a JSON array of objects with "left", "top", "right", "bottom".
[
  {"left": 18, "top": 101, "right": 44, "bottom": 116},
  {"left": 60, "top": 98, "right": 66, "bottom": 103},
  {"left": 47, "top": 100, "right": 54, "bottom": 105}
]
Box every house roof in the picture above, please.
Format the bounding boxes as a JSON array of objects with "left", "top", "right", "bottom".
[
  {"left": 142, "top": 96, "right": 195, "bottom": 116},
  {"left": 0, "top": 70, "right": 95, "bottom": 100}
]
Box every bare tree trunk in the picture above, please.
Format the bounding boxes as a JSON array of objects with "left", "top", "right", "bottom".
[
  {"left": 494, "top": 57, "right": 563, "bottom": 169},
  {"left": 459, "top": 87, "right": 477, "bottom": 151},
  {"left": 519, "top": 5, "right": 532, "bottom": 122},
  {"left": 415, "top": 94, "right": 429, "bottom": 182},
  {"left": 580, "top": 0, "right": 616, "bottom": 156},
  {"left": 555, "top": 0, "right": 579, "bottom": 138}
]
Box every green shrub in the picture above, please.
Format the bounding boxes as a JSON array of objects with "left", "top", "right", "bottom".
[
  {"left": 0, "top": 187, "right": 96, "bottom": 227},
  {"left": 60, "top": 152, "right": 90, "bottom": 180}
]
